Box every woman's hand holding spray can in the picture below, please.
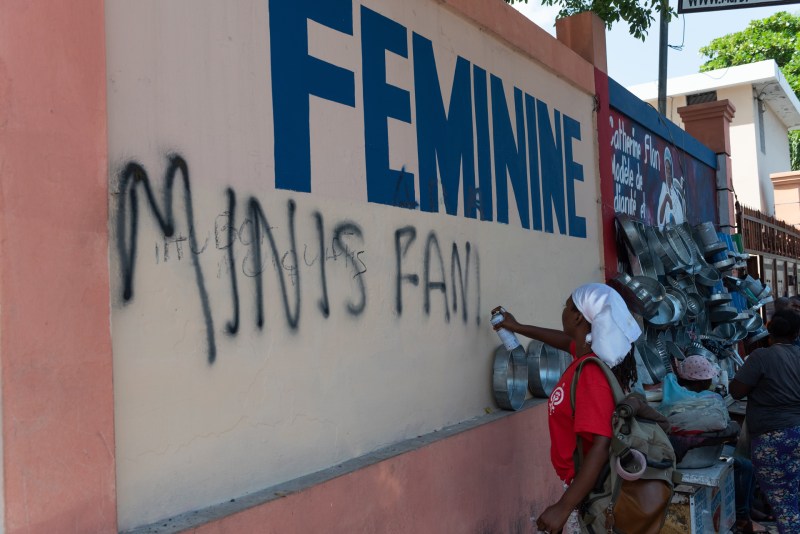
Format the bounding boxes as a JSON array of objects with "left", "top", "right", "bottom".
[{"left": 490, "top": 306, "right": 521, "bottom": 351}]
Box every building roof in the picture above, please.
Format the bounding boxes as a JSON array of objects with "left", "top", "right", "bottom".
[{"left": 627, "top": 60, "right": 800, "bottom": 130}]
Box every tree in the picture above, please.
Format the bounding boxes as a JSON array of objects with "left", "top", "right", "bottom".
[
  {"left": 699, "top": 11, "right": 800, "bottom": 170},
  {"left": 504, "top": 0, "right": 672, "bottom": 41}
]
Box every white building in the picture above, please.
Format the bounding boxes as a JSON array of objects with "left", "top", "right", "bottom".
[{"left": 628, "top": 60, "right": 800, "bottom": 215}]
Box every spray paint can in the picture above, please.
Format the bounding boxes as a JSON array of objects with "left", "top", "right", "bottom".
[{"left": 490, "top": 307, "right": 521, "bottom": 351}]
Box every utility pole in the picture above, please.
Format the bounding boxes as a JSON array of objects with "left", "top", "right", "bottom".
[{"left": 657, "top": 1, "right": 669, "bottom": 115}]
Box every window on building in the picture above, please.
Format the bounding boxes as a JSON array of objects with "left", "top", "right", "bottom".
[{"left": 686, "top": 91, "right": 717, "bottom": 105}]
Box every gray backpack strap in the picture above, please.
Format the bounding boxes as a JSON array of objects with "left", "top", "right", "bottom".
[{"left": 570, "top": 357, "right": 624, "bottom": 471}]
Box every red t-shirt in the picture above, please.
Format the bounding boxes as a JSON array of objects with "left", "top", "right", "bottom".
[{"left": 548, "top": 343, "right": 615, "bottom": 482}]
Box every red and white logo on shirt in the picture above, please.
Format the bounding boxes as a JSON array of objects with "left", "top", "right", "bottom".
[{"left": 549, "top": 385, "right": 564, "bottom": 415}]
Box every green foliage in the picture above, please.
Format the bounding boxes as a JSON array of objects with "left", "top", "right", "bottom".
[
  {"left": 503, "top": 0, "right": 673, "bottom": 40},
  {"left": 700, "top": 12, "right": 800, "bottom": 95},
  {"left": 699, "top": 12, "right": 800, "bottom": 170}
]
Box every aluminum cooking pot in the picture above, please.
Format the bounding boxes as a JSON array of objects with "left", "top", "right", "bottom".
[
  {"left": 492, "top": 345, "right": 527, "bottom": 410},
  {"left": 527, "top": 340, "right": 571, "bottom": 398}
]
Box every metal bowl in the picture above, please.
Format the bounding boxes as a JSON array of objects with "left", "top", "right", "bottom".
[
  {"left": 493, "top": 345, "right": 527, "bottom": 410},
  {"left": 666, "top": 288, "right": 688, "bottom": 323},
  {"left": 652, "top": 228, "right": 682, "bottom": 273},
  {"left": 665, "top": 225, "right": 695, "bottom": 269},
  {"left": 527, "top": 340, "right": 570, "bottom": 399},
  {"left": 647, "top": 292, "right": 682, "bottom": 328},
  {"left": 742, "top": 311, "right": 763, "bottom": 332},
  {"left": 637, "top": 342, "right": 668, "bottom": 383},
  {"left": 695, "top": 266, "right": 721, "bottom": 287},
  {"left": 607, "top": 273, "right": 646, "bottom": 316},
  {"left": 712, "top": 322, "right": 736, "bottom": 340},
  {"left": 684, "top": 292, "right": 704, "bottom": 318},
  {"left": 617, "top": 215, "right": 647, "bottom": 255}
]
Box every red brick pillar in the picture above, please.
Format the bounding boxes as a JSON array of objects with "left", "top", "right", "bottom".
[{"left": 677, "top": 100, "right": 737, "bottom": 233}]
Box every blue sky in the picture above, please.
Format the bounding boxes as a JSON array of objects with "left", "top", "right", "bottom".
[{"left": 512, "top": 1, "right": 798, "bottom": 87}]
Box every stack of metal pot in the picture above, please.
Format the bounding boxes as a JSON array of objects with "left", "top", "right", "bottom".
[{"left": 612, "top": 216, "right": 771, "bottom": 385}]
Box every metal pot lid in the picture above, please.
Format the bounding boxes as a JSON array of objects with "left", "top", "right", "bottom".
[
  {"left": 706, "top": 293, "right": 733, "bottom": 307},
  {"left": 526, "top": 340, "right": 570, "bottom": 399},
  {"left": 493, "top": 345, "right": 527, "bottom": 411},
  {"left": 709, "top": 305, "right": 739, "bottom": 323}
]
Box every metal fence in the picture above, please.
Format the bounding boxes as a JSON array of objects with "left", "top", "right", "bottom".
[{"left": 737, "top": 202, "right": 800, "bottom": 258}]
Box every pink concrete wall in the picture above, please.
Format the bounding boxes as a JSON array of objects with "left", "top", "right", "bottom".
[
  {"left": 0, "top": 1, "right": 116, "bottom": 533},
  {"left": 188, "top": 404, "right": 559, "bottom": 534}
]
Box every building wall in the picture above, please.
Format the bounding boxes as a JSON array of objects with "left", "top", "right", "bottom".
[
  {"left": 643, "top": 84, "right": 792, "bottom": 214},
  {"left": 105, "top": 0, "right": 602, "bottom": 529},
  {"left": 0, "top": 1, "right": 116, "bottom": 533},
  {"left": 772, "top": 171, "right": 800, "bottom": 227},
  {"left": 759, "top": 104, "right": 792, "bottom": 214},
  {"left": 721, "top": 86, "right": 763, "bottom": 211}
]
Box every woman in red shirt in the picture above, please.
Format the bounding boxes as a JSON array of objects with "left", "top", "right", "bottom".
[{"left": 495, "top": 283, "right": 641, "bottom": 534}]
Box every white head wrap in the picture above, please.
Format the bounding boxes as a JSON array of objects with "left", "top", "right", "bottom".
[{"left": 571, "top": 283, "right": 642, "bottom": 367}]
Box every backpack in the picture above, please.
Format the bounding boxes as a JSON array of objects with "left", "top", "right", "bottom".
[{"left": 570, "top": 357, "right": 681, "bottom": 534}]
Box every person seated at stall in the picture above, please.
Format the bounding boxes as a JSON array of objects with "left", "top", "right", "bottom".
[
  {"left": 676, "top": 354, "right": 716, "bottom": 394},
  {"left": 659, "top": 355, "right": 739, "bottom": 466}
]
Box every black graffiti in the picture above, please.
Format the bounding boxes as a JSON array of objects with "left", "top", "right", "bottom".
[
  {"left": 313, "top": 212, "right": 330, "bottom": 318},
  {"left": 395, "top": 227, "right": 419, "bottom": 316},
  {"left": 424, "top": 232, "right": 449, "bottom": 322},
  {"left": 247, "top": 198, "right": 301, "bottom": 330},
  {"left": 117, "top": 153, "right": 481, "bottom": 364},
  {"left": 116, "top": 155, "right": 218, "bottom": 363},
  {"left": 223, "top": 188, "right": 239, "bottom": 335},
  {"left": 450, "top": 243, "right": 479, "bottom": 324},
  {"left": 333, "top": 222, "right": 367, "bottom": 315},
  {"left": 395, "top": 227, "right": 480, "bottom": 323}
]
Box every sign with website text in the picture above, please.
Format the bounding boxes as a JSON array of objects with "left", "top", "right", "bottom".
[{"left": 678, "top": 0, "right": 800, "bottom": 14}]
